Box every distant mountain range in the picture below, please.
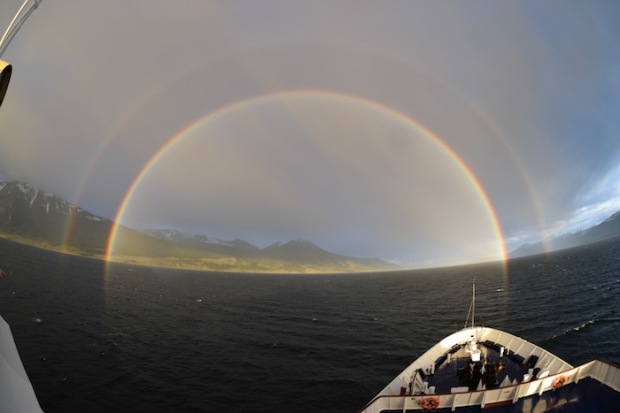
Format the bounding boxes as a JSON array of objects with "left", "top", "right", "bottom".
[
  {"left": 509, "top": 211, "right": 620, "bottom": 258},
  {"left": 0, "top": 181, "right": 398, "bottom": 273},
  {"left": 5, "top": 180, "right": 616, "bottom": 270}
]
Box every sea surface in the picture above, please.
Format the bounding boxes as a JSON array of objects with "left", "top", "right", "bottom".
[{"left": 0, "top": 236, "right": 619, "bottom": 413}]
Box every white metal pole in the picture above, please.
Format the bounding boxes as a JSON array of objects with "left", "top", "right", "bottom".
[
  {"left": 472, "top": 281, "right": 475, "bottom": 329},
  {"left": 0, "top": 0, "right": 43, "bottom": 58}
]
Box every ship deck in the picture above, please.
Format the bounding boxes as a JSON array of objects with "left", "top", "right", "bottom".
[
  {"left": 384, "top": 378, "right": 620, "bottom": 413},
  {"left": 419, "top": 340, "right": 537, "bottom": 395},
  {"left": 359, "top": 327, "right": 618, "bottom": 413}
]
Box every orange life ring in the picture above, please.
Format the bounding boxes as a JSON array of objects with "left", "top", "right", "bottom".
[
  {"left": 552, "top": 375, "right": 566, "bottom": 389},
  {"left": 418, "top": 397, "right": 440, "bottom": 410}
]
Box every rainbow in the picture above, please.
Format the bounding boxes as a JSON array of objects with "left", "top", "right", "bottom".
[{"left": 104, "top": 90, "right": 508, "bottom": 275}]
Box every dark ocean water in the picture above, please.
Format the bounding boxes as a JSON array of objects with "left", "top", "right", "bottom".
[{"left": 0, "top": 236, "right": 619, "bottom": 413}]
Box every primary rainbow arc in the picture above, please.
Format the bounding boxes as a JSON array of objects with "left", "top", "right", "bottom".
[{"left": 104, "top": 89, "right": 508, "bottom": 276}]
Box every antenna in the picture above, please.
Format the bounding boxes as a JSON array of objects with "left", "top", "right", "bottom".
[
  {"left": 0, "top": 0, "right": 43, "bottom": 108},
  {"left": 472, "top": 280, "right": 476, "bottom": 329},
  {"left": 463, "top": 278, "right": 477, "bottom": 330}
]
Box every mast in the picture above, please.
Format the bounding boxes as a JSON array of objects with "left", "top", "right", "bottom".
[
  {"left": 472, "top": 281, "right": 475, "bottom": 329},
  {"left": 463, "top": 279, "right": 478, "bottom": 330}
]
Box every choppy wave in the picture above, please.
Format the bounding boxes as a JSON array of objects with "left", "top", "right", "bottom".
[{"left": 552, "top": 319, "right": 597, "bottom": 339}]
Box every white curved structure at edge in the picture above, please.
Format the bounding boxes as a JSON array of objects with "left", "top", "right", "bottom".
[
  {"left": 0, "top": 315, "right": 43, "bottom": 412},
  {"left": 358, "top": 326, "right": 620, "bottom": 413}
]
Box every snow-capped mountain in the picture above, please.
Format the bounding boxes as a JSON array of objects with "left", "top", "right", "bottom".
[
  {"left": 0, "top": 181, "right": 398, "bottom": 272},
  {"left": 144, "top": 229, "right": 260, "bottom": 257},
  {"left": 0, "top": 181, "right": 111, "bottom": 248},
  {"left": 0, "top": 181, "right": 94, "bottom": 220},
  {"left": 145, "top": 229, "right": 255, "bottom": 249},
  {"left": 510, "top": 210, "right": 620, "bottom": 258}
]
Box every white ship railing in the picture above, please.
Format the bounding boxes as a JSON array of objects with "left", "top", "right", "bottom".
[
  {"left": 358, "top": 359, "right": 620, "bottom": 412},
  {"left": 376, "top": 327, "right": 573, "bottom": 398}
]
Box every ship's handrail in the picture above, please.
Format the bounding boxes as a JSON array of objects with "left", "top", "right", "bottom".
[
  {"left": 357, "top": 359, "right": 620, "bottom": 413},
  {"left": 376, "top": 327, "right": 573, "bottom": 398}
]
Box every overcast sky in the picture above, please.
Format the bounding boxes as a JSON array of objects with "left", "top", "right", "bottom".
[{"left": 1, "top": 0, "right": 619, "bottom": 267}]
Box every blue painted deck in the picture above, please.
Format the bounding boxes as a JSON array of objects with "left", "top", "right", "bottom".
[{"left": 421, "top": 341, "right": 533, "bottom": 394}]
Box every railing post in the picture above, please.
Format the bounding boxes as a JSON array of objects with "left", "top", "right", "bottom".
[{"left": 512, "top": 383, "right": 521, "bottom": 404}]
